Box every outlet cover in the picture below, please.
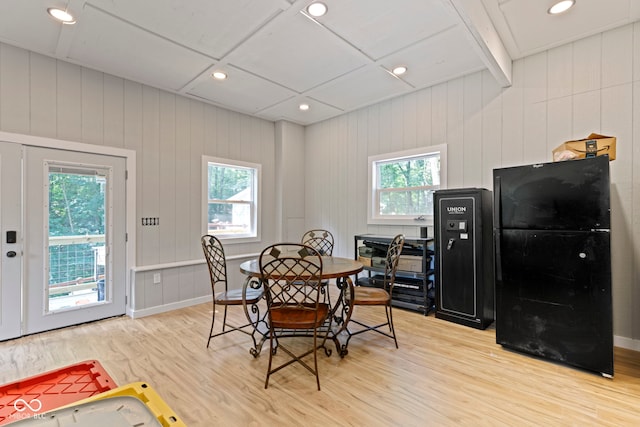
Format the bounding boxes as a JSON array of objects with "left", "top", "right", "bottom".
[{"left": 153, "top": 273, "right": 161, "bottom": 284}]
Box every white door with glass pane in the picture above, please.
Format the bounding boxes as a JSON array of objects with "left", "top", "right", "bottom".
[
  {"left": 23, "top": 147, "right": 126, "bottom": 335},
  {"left": 0, "top": 142, "right": 23, "bottom": 340}
]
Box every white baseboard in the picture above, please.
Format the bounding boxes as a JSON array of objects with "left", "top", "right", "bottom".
[
  {"left": 127, "top": 295, "right": 212, "bottom": 318},
  {"left": 614, "top": 335, "right": 640, "bottom": 352}
]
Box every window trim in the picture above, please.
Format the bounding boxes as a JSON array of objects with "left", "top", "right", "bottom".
[
  {"left": 202, "top": 156, "right": 261, "bottom": 244},
  {"left": 367, "top": 144, "right": 447, "bottom": 226}
]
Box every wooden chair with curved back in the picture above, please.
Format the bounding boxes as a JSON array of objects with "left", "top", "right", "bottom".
[
  {"left": 201, "top": 235, "right": 264, "bottom": 349},
  {"left": 345, "top": 234, "right": 405, "bottom": 348},
  {"left": 259, "top": 243, "right": 332, "bottom": 390},
  {"left": 301, "top": 229, "right": 334, "bottom": 256}
]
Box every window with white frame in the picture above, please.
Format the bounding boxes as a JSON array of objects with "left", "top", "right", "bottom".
[
  {"left": 368, "top": 144, "right": 447, "bottom": 226},
  {"left": 202, "top": 156, "right": 261, "bottom": 242}
]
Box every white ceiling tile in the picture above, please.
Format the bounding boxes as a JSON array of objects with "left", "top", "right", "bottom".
[
  {"left": 499, "top": 0, "right": 634, "bottom": 57},
  {"left": 319, "top": 0, "right": 459, "bottom": 59},
  {"left": 67, "top": 4, "right": 214, "bottom": 90},
  {"left": 87, "top": 0, "right": 287, "bottom": 58},
  {"left": 257, "top": 96, "right": 343, "bottom": 125},
  {"left": 307, "top": 65, "right": 411, "bottom": 111},
  {"left": 381, "top": 26, "right": 486, "bottom": 89},
  {"left": 187, "top": 65, "right": 296, "bottom": 113},
  {"left": 0, "top": 0, "right": 62, "bottom": 55},
  {"left": 224, "top": 10, "right": 369, "bottom": 92}
]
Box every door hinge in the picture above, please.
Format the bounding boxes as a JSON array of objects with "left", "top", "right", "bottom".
[
  {"left": 125, "top": 233, "right": 128, "bottom": 242},
  {"left": 125, "top": 170, "right": 128, "bottom": 180}
]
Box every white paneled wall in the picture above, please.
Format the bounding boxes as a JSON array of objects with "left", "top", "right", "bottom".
[
  {"left": 1, "top": 21, "right": 639, "bottom": 344},
  {"left": 0, "top": 42, "right": 276, "bottom": 317},
  {"left": 275, "top": 121, "right": 306, "bottom": 242},
  {"left": 304, "top": 22, "right": 640, "bottom": 346}
]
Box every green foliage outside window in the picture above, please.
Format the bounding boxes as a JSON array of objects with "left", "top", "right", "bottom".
[
  {"left": 48, "top": 172, "right": 106, "bottom": 285},
  {"left": 378, "top": 157, "right": 436, "bottom": 189},
  {"left": 208, "top": 164, "right": 252, "bottom": 199},
  {"left": 376, "top": 155, "right": 440, "bottom": 216},
  {"left": 49, "top": 173, "right": 105, "bottom": 236},
  {"left": 208, "top": 163, "right": 254, "bottom": 228}
]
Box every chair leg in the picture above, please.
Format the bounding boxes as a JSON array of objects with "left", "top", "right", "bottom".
[
  {"left": 207, "top": 301, "right": 217, "bottom": 348},
  {"left": 265, "top": 329, "right": 276, "bottom": 389},
  {"left": 313, "top": 331, "right": 320, "bottom": 391},
  {"left": 264, "top": 321, "right": 331, "bottom": 390},
  {"left": 386, "top": 304, "right": 398, "bottom": 349},
  {"left": 209, "top": 303, "right": 263, "bottom": 350},
  {"left": 344, "top": 305, "right": 399, "bottom": 349},
  {"left": 221, "top": 305, "right": 228, "bottom": 332}
]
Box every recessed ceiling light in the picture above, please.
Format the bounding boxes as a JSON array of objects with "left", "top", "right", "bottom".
[
  {"left": 47, "top": 8, "right": 76, "bottom": 24},
  {"left": 299, "top": 103, "right": 310, "bottom": 111},
  {"left": 548, "top": 0, "right": 575, "bottom": 15},
  {"left": 392, "top": 66, "right": 407, "bottom": 76},
  {"left": 211, "top": 71, "right": 227, "bottom": 80},
  {"left": 307, "top": 2, "right": 328, "bottom": 17}
]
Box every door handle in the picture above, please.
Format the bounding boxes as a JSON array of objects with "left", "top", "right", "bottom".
[{"left": 6, "top": 251, "right": 16, "bottom": 258}]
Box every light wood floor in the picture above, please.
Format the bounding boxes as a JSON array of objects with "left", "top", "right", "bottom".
[{"left": 1, "top": 302, "right": 639, "bottom": 426}]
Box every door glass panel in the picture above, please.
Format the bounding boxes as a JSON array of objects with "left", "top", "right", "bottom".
[{"left": 47, "top": 165, "right": 108, "bottom": 313}]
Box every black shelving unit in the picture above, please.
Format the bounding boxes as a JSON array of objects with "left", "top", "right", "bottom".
[{"left": 354, "top": 234, "right": 434, "bottom": 315}]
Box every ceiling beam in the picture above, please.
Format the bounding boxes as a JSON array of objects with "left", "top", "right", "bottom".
[{"left": 449, "top": 0, "right": 512, "bottom": 88}]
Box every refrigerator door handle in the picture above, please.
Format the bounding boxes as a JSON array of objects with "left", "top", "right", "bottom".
[
  {"left": 493, "top": 176, "right": 502, "bottom": 229},
  {"left": 494, "top": 176, "right": 502, "bottom": 282},
  {"left": 494, "top": 232, "right": 502, "bottom": 282}
]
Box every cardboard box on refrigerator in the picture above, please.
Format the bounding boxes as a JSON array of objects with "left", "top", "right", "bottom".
[{"left": 552, "top": 133, "right": 616, "bottom": 162}]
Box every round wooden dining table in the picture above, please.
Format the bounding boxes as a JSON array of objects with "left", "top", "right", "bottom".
[{"left": 239, "top": 256, "right": 363, "bottom": 357}]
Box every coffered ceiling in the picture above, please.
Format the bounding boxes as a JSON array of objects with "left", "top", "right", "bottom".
[{"left": 0, "top": 0, "right": 638, "bottom": 125}]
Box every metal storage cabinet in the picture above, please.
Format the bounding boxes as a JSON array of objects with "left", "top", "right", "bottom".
[
  {"left": 434, "top": 188, "right": 494, "bottom": 329},
  {"left": 354, "top": 234, "right": 434, "bottom": 315}
]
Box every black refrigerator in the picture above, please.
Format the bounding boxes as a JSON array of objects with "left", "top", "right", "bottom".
[{"left": 493, "top": 155, "right": 613, "bottom": 377}]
